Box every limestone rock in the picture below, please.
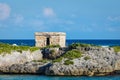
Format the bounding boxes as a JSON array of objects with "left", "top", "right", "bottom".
[
  {"left": 0, "top": 50, "right": 43, "bottom": 67},
  {"left": 0, "top": 62, "right": 51, "bottom": 74},
  {"left": 45, "top": 47, "right": 120, "bottom": 76}
]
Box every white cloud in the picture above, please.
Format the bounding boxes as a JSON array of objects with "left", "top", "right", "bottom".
[
  {"left": 107, "top": 16, "right": 120, "bottom": 21},
  {"left": 43, "top": 8, "right": 56, "bottom": 17},
  {"left": 0, "top": 3, "right": 11, "bottom": 20}
]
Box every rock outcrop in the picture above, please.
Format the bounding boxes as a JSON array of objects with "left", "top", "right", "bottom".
[
  {"left": 1, "top": 47, "right": 120, "bottom": 76},
  {"left": 0, "top": 62, "right": 51, "bottom": 74},
  {"left": 45, "top": 47, "right": 120, "bottom": 76},
  {"left": 0, "top": 50, "right": 43, "bottom": 67},
  {"left": 42, "top": 47, "right": 67, "bottom": 59}
]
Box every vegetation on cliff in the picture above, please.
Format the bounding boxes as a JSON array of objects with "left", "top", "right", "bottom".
[
  {"left": 53, "top": 57, "right": 63, "bottom": 63},
  {"left": 68, "top": 43, "right": 99, "bottom": 49},
  {"left": 0, "top": 43, "right": 40, "bottom": 54},
  {"left": 113, "top": 46, "right": 120, "bottom": 53},
  {"left": 84, "top": 56, "right": 91, "bottom": 60},
  {"left": 52, "top": 49, "right": 82, "bottom": 63},
  {"left": 63, "top": 49, "right": 82, "bottom": 59},
  {"left": 64, "top": 60, "right": 74, "bottom": 65}
]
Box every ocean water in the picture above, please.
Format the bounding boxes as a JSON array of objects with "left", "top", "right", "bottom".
[
  {"left": 0, "top": 75, "right": 120, "bottom": 80},
  {"left": 0, "top": 39, "right": 120, "bottom": 46}
]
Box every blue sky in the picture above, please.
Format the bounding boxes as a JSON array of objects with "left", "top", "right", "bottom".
[{"left": 0, "top": 0, "right": 120, "bottom": 39}]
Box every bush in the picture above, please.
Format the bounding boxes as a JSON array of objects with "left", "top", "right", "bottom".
[
  {"left": 50, "top": 49, "right": 55, "bottom": 54},
  {"left": 64, "top": 60, "right": 74, "bottom": 65},
  {"left": 113, "top": 46, "right": 120, "bottom": 53},
  {"left": 63, "top": 49, "right": 82, "bottom": 59},
  {"left": 40, "top": 59, "right": 48, "bottom": 63},
  {"left": 17, "top": 49, "right": 22, "bottom": 53},
  {"left": 68, "top": 43, "right": 81, "bottom": 49},
  {"left": 53, "top": 57, "right": 63, "bottom": 63},
  {"left": 32, "top": 59, "right": 48, "bottom": 63},
  {"left": 30, "top": 47, "right": 40, "bottom": 52},
  {"left": 84, "top": 56, "right": 91, "bottom": 60},
  {"left": 68, "top": 43, "right": 91, "bottom": 49}
]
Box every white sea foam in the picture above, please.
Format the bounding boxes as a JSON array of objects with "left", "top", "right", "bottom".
[
  {"left": 12, "top": 44, "right": 18, "bottom": 46},
  {"left": 101, "top": 45, "right": 109, "bottom": 47}
]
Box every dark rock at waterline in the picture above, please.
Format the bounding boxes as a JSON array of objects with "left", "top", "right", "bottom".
[{"left": 0, "top": 62, "right": 52, "bottom": 74}]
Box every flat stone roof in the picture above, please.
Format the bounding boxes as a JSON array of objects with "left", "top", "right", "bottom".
[{"left": 35, "top": 32, "right": 66, "bottom": 36}]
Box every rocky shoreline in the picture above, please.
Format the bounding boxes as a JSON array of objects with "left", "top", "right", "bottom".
[{"left": 0, "top": 45, "right": 120, "bottom": 76}]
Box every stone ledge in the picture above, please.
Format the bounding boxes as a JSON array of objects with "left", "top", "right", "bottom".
[{"left": 35, "top": 32, "right": 66, "bottom": 36}]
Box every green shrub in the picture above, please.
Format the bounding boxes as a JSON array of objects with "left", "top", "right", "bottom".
[
  {"left": 30, "top": 47, "right": 40, "bottom": 52},
  {"left": 32, "top": 59, "right": 48, "bottom": 63},
  {"left": 0, "top": 43, "right": 12, "bottom": 54},
  {"left": 50, "top": 49, "right": 55, "bottom": 54},
  {"left": 32, "top": 60, "right": 38, "bottom": 62},
  {"left": 53, "top": 57, "right": 63, "bottom": 63},
  {"left": 63, "top": 49, "right": 82, "bottom": 59},
  {"left": 113, "top": 46, "right": 120, "bottom": 53},
  {"left": 68, "top": 43, "right": 81, "bottom": 49},
  {"left": 40, "top": 59, "right": 48, "bottom": 63},
  {"left": 68, "top": 43, "right": 92, "bottom": 49},
  {"left": 64, "top": 60, "right": 74, "bottom": 65},
  {"left": 0, "top": 43, "right": 40, "bottom": 54},
  {"left": 17, "top": 49, "right": 22, "bottom": 53},
  {"left": 84, "top": 56, "right": 91, "bottom": 60}
]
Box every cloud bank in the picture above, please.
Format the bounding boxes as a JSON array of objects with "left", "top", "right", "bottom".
[{"left": 0, "top": 3, "right": 11, "bottom": 20}]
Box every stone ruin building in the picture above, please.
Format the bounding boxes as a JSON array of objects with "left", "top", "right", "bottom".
[{"left": 35, "top": 32, "right": 66, "bottom": 47}]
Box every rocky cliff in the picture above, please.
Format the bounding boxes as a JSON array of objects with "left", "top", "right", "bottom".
[
  {"left": 1, "top": 47, "right": 120, "bottom": 76},
  {"left": 0, "top": 50, "right": 42, "bottom": 67},
  {"left": 45, "top": 47, "right": 120, "bottom": 76}
]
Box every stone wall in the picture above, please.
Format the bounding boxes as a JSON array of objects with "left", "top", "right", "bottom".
[
  {"left": 35, "top": 36, "right": 46, "bottom": 47},
  {"left": 35, "top": 32, "right": 66, "bottom": 47}
]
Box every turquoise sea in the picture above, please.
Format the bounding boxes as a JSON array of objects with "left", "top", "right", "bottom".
[{"left": 0, "top": 75, "right": 120, "bottom": 80}]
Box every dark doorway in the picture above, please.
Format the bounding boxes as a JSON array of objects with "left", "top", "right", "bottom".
[{"left": 46, "top": 37, "right": 50, "bottom": 45}]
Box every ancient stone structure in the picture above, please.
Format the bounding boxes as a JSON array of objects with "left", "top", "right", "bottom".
[{"left": 35, "top": 32, "right": 66, "bottom": 47}]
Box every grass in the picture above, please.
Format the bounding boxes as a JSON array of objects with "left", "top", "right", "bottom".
[
  {"left": 52, "top": 49, "right": 82, "bottom": 63},
  {"left": 68, "top": 43, "right": 100, "bottom": 49},
  {"left": 52, "top": 57, "right": 63, "bottom": 63},
  {"left": 113, "top": 46, "right": 120, "bottom": 53},
  {"left": 63, "top": 49, "right": 82, "bottom": 59},
  {"left": 0, "top": 43, "right": 40, "bottom": 54},
  {"left": 29, "top": 47, "right": 40, "bottom": 52},
  {"left": 64, "top": 60, "right": 74, "bottom": 65},
  {"left": 84, "top": 56, "right": 91, "bottom": 60}
]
